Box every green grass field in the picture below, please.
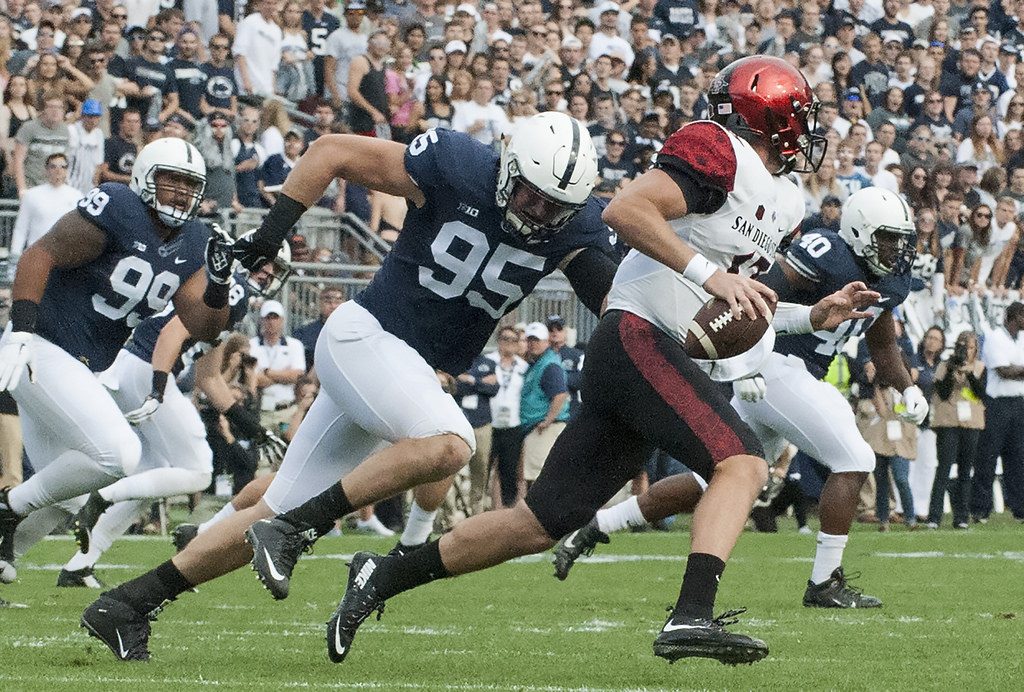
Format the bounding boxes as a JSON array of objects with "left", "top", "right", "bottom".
[{"left": 1, "top": 519, "right": 1022, "bottom": 691}]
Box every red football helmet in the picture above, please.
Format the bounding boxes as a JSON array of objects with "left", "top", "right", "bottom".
[{"left": 707, "top": 55, "right": 827, "bottom": 173}]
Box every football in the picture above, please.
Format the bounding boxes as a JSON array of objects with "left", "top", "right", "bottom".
[{"left": 685, "top": 298, "right": 775, "bottom": 360}]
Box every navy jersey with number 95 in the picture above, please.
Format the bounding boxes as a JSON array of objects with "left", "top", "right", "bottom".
[
  {"left": 36, "top": 183, "right": 208, "bottom": 372},
  {"left": 354, "top": 128, "right": 615, "bottom": 374},
  {"left": 773, "top": 228, "right": 911, "bottom": 379}
]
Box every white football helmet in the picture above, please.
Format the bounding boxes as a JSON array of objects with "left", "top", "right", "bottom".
[
  {"left": 839, "top": 187, "right": 916, "bottom": 276},
  {"left": 496, "top": 112, "right": 598, "bottom": 243},
  {"left": 237, "top": 229, "right": 292, "bottom": 298},
  {"left": 130, "top": 137, "right": 207, "bottom": 228}
]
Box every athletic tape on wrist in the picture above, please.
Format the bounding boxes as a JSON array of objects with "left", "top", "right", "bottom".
[{"left": 681, "top": 253, "right": 718, "bottom": 287}]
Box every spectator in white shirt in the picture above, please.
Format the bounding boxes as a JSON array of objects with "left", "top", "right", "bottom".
[
  {"left": 451, "top": 76, "right": 510, "bottom": 146},
  {"left": 588, "top": 2, "right": 634, "bottom": 68},
  {"left": 249, "top": 299, "right": 307, "bottom": 434},
  {"left": 9, "top": 152, "right": 83, "bottom": 261},
  {"left": 862, "top": 140, "right": 899, "bottom": 192},
  {"left": 67, "top": 99, "right": 106, "bottom": 194},
  {"left": 232, "top": 0, "right": 283, "bottom": 96}
]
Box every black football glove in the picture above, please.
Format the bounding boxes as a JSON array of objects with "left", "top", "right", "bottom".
[
  {"left": 233, "top": 231, "right": 282, "bottom": 273},
  {"left": 205, "top": 223, "right": 234, "bottom": 285}
]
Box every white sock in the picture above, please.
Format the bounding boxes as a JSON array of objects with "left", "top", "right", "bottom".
[
  {"left": 400, "top": 501, "right": 436, "bottom": 546},
  {"left": 64, "top": 500, "right": 143, "bottom": 571},
  {"left": 357, "top": 514, "right": 395, "bottom": 536},
  {"left": 596, "top": 495, "right": 647, "bottom": 533},
  {"left": 99, "top": 467, "right": 211, "bottom": 504},
  {"left": 8, "top": 451, "right": 122, "bottom": 515},
  {"left": 199, "top": 501, "right": 237, "bottom": 533},
  {"left": 810, "top": 532, "right": 849, "bottom": 584}
]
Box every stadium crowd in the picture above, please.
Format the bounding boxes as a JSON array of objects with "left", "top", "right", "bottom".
[{"left": 2, "top": 0, "right": 1024, "bottom": 541}]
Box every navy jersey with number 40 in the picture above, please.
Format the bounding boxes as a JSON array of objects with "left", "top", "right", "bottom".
[
  {"left": 355, "top": 129, "right": 615, "bottom": 374},
  {"left": 773, "top": 229, "right": 912, "bottom": 379},
  {"left": 36, "top": 183, "right": 208, "bottom": 372}
]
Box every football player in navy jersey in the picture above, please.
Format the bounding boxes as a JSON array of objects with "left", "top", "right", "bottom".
[
  {"left": 305, "top": 56, "right": 877, "bottom": 668},
  {"left": 553, "top": 188, "right": 927, "bottom": 612},
  {"left": 0, "top": 138, "right": 233, "bottom": 584},
  {"left": 51, "top": 251, "right": 291, "bottom": 587},
  {"left": 78, "top": 112, "right": 624, "bottom": 661}
]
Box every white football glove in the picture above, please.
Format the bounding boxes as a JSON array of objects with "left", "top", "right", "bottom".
[
  {"left": 124, "top": 395, "right": 162, "bottom": 425},
  {"left": 0, "top": 329, "right": 35, "bottom": 392},
  {"left": 733, "top": 374, "right": 767, "bottom": 403},
  {"left": 896, "top": 385, "right": 929, "bottom": 425},
  {"left": 256, "top": 431, "right": 288, "bottom": 470}
]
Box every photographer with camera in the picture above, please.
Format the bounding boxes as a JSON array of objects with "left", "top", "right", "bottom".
[{"left": 927, "top": 330, "right": 987, "bottom": 529}]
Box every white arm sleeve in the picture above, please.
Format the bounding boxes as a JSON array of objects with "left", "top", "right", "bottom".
[{"left": 771, "top": 302, "right": 814, "bottom": 335}]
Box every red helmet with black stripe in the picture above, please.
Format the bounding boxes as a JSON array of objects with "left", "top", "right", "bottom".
[{"left": 707, "top": 55, "right": 827, "bottom": 173}]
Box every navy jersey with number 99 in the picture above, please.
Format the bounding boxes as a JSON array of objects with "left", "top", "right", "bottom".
[
  {"left": 36, "top": 183, "right": 209, "bottom": 372},
  {"left": 355, "top": 129, "right": 615, "bottom": 374}
]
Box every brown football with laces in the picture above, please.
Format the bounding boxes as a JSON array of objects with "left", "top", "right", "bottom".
[{"left": 685, "top": 298, "right": 775, "bottom": 360}]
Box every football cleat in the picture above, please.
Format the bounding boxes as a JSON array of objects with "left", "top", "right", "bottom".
[
  {"left": 80, "top": 592, "right": 153, "bottom": 661},
  {"left": 171, "top": 524, "right": 199, "bottom": 553},
  {"left": 0, "top": 558, "right": 16, "bottom": 584},
  {"left": 326, "top": 551, "right": 387, "bottom": 664},
  {"left": 0, "top": 487, "right": 23, "bottom": 564},
  {"left": 245, "top": 517, "right": 317, "bottom": 600},
  {"left": 58, "top": 566, "right": 105, "bottom": 589},
  {"left": 552, "top": 517, "right": 609, "bottom": 581},
  {"left": 653, "top": 607, "right": 768, "bottom": 665},
  {"left": 803, "top": 567, "right": 882, "bottom": 608},
  {"left": 386, "top": 540, "right": 427, "bottom": 558},
  {"left": 72, "top": 491, "right": 112, "bottom": 554}
]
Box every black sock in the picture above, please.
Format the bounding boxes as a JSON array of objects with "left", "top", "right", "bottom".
[
  {"left": 110, "top": 560, "right": 193, "bottom": 616},
  {"left": 279, "top": 483, "right": 353, "bottom": 537},
  {"left": 674, "top": 552, "right": 726, "bottom": 621},
  {"left": 375, "top": 540, "right": 450, "bottom": 600}
]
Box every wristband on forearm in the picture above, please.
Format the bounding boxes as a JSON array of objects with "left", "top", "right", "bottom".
[
  {"left": 682, "top": 253, "right": 718, "bottom": 287},
  {"left": 151, "top": 370, "right": 169, "bottom": 400},
  {"left": 10, "top": 299, "right": 39, "bottom": 333},
  {"left": 260, "top": 193, "right": 309, "bottom": 247},
  {"left": 203, "top": 280, "right": 229, "bottom": 308}
]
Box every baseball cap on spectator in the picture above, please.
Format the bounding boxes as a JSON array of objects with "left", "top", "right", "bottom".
[
  {"left": 490, "top": 30, "right": 513, "bottom": 45},
  {"left": 660, "top": 33, "right": 680, "bottom": 45},
  {"left": 973, "top": 81, "right": 990, "bottom": 93},
  {"left": 959, "top": 161, "right": 979, "bottom": 170},
  {"left": 562, "top": 35, "right": 582, "bottom": 49},
  {"left": 545, "top": 314, "right": 565, "bottom": 329},
  {"left": 260, "top": 300, "right": 285, "bottom": 318},
  {"left": 456, "top": 3, "right": 480, "bottom": 20},
  {"left": 43, "top": 0, "right": 61, "bottom": 8},
  {"left": 445, "top": 40, "right": 468, "bottom": 54},
  {"left": 597, "top": 1, "right": 621, "bottom": 15},
  {"left": 883, "top": 35, "right": 903, "bottom": 46},
  {"left": 959, "top": 25, "right": 976, "bottom": 35},
  {"left": 839, "top": 15, "right": 856, "bottom": 29},
  {"left": 345, "top": 0, "right": 367, "bottom": 10},
  {"left": 524, "top": 322, "right": 549, "bottom": 340},
  {"left": 81, "top": 99, "right": 102, "bottom": 116},
  {"left": 845, "top": 88, "right": 862, "bottom": 101},
  {"left": 70, "top": 7, "right": 93, "bottom": 20},
  {"left": 1001, "top": 44, "right": 1019, "bottom": 55},
  {"left": 912, "top": 38, "right": 928, "bottom": 49},
  {"left": 822, "top": 195, "right": 842, "bottom": 207},
  {"left": 144, "top": 117, "right": 162, "bottom": 132}
]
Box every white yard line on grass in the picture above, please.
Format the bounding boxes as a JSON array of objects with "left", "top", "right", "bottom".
[{"left": 0, "top": 673, "right": 676, "bottom": 692}]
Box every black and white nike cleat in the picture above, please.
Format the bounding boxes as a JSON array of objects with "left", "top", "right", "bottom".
[
  {"left": 0, "top": 487, "right": 23, "bottom": 565},
  {"left": 80, "top": 593, "right": 152, "bottom": 661},
  {"left": 57, "top": 566, "right": 105, "bottom": 589},
  {"left": 171, "top": 524, "right": 199, "bottom": 553},
  {"left": 246, "top": 517, "right": 317, "bottom": 600},
  {"left": 386, "top": 540, "right": 427, "bottom": 558},
  {"left": 653, "top": 607, "right": 768, "bottom": 665},
  {"left": 552, "top": 517, "right": 609, "bottom": 581},
  {"left": 803, "top": 567, "right": 882, "bottom": 608},
  {"left": 326, "top": 551, "right": 387, "bottom": 664},
  {"left": 72, "top": 491, "right": 112, "bottom": 554}
]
